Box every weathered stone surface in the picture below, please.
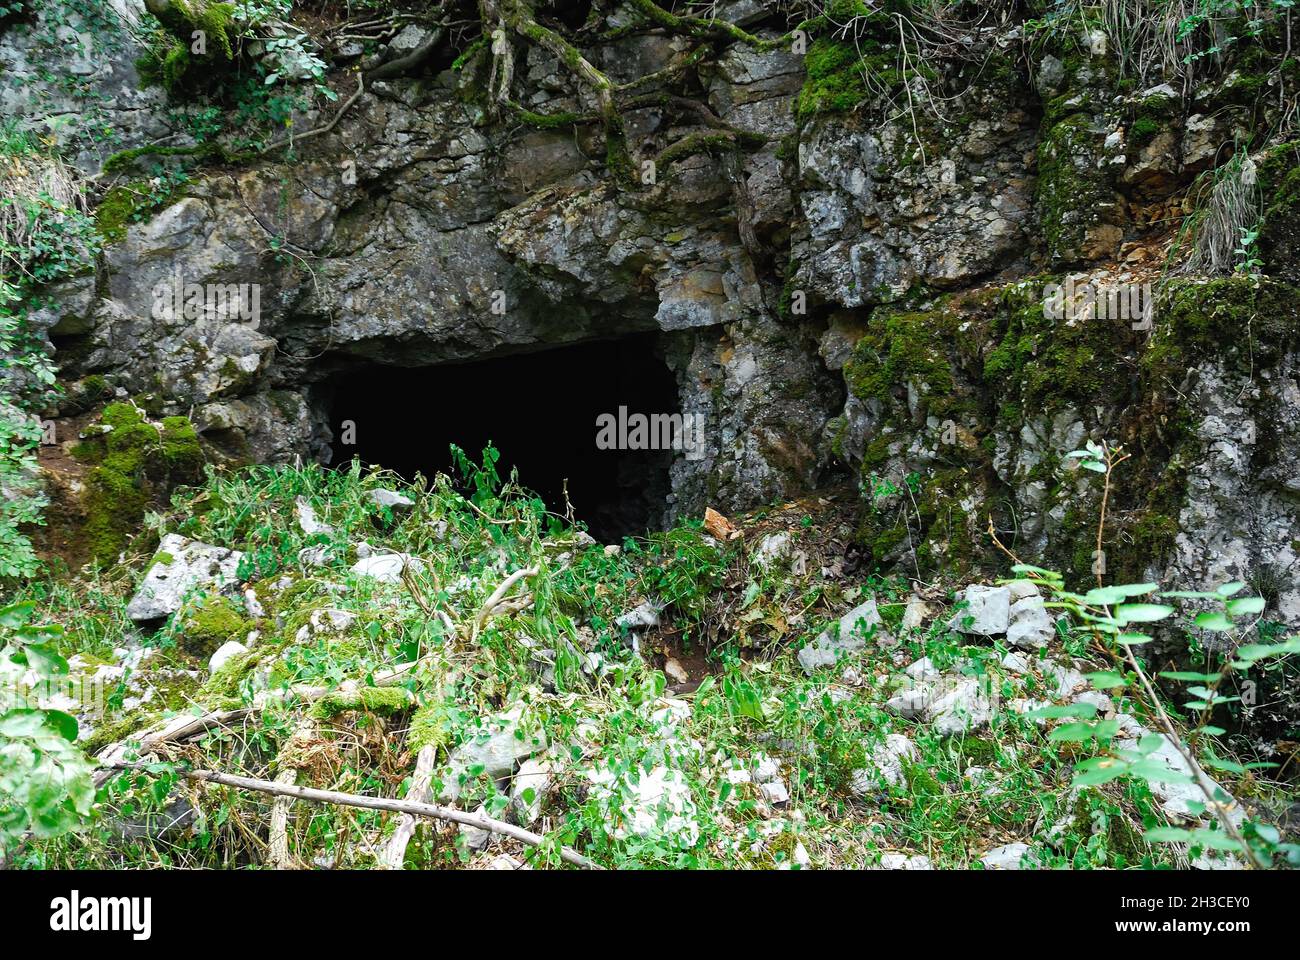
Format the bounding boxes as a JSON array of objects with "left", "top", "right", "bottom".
[
  {"left": 1006, "top": 596, "right": 1055, "bottom": 649},
  {"left": 208, "top": 640, "right": 248, "bottom": 675},
  {"left": 350, "top": 553, "right": 423, "bottom": 584},
  {"left": 440, "top": 708, "right": 548, "bottom": 804},
  {"left": 798, "top": 595, "right": 889, "bottom": 674},
  {"left": 950, "top": 585, "right": 1012, "bottom": 636},
  {"left": 126, "top": 535, "right": 244, "bottom": 622},
  {"left": 980, "top": 842, "right": 1030, "bottom": 870},
  {"left": 849, "top": 733, "right": 917, "bottom": 794}
]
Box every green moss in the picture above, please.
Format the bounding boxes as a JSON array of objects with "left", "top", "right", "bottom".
[
  {"left": 160, "top": 416, "right": 202, "bottom": 472},
  {"left": 199, "top": 647, "right": 260, "bottom": 699},
  {"left": 1130, "top": 116, "right": 1160, "bottom": 145},
  {"left": 75, "top": 403, "right": 204, "bottom": 566},
  {"left": 311, "top": 686, "right": 411, "bottom": 720},
  {"left": 796, "top": 33, "right": 932, "bottom": 123},
  {"left": 178, "top": 597, "right": 253, "bottom": 659},
  {"left": 95, "top": 180, "right": 186, "bottom": 243},
  {"left": 138, "top": 0, "right": 237, "bottom": 91},
  {"left": 1036, "top": 113, "right": 1116, "bottom": 261},
  {"left": 956, "top": 736, "right": 998, "bottom": 770},
  {"left": 1257, "top": 142, "right": 1300, "bottom": 282},
  {"left": 1142, "top": 277, "right": 1300, "bottom": 378},
  {"left": 407, "top": 701, "right": 453, "bottom": 752}
]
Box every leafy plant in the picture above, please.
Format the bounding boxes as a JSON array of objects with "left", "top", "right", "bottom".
[{"left": 0, "top": 601, "right": 96, "bottom": 857}]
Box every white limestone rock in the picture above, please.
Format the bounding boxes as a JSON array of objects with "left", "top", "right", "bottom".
[
  {"left": 350, "top": 552, "right": 423, "bottom": 584},
  {"left": 980, "top": 842, "right": 1030, "bottom": 869},
  {"left": 877, "top": 853, "right": 933, "bottom": 870},
  {"left": 949, "top": 585, "right": 1011, "bottom": 636},
  {"left": 208, "top": 640, "right": 248, "bottom": 675},
  {"left": 126, "top": 534, "right": 244, "bottom": 622},
  {"left": 1006, "top": 595, "right": 1055, "bottom": 649},
  {"left": 799, "top": 595, "right": 889, "bottom": 674},
  {"left": 850, "top": 733, "right": 917, "bottom": 794}
]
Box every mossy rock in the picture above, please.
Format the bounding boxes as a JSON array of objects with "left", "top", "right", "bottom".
[
  {"left": 73, "top": 404, "right": 205, "bottom": 566},
  {"left": 177, "top": 596, "right": 253, "bottom": 659},
  {"left": 95, "top": 180, "right": 187, "bottom": 244},
  {"left": 1257, "top": 142, "right": 1300, "bottom": 284},
  {"left": 138, "top": 0, "right": 238, "bottom": 92},
  {"left": 407, "top": 701, "right": 453, "bottom": 753}
]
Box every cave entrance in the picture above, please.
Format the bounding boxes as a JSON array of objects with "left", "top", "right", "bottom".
[{"left": 326, "top": 334, "right": 679, "bottom": 542}]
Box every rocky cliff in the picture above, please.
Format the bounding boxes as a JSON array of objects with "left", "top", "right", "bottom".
[{"left": 5, "top": 0, "right": 1300, "bottom": 617}]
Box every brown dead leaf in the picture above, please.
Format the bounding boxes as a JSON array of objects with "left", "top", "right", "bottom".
[{"left": 704, "top": 507, "right": 737, "bottom": 540}]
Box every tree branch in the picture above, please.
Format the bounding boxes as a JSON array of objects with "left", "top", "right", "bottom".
[{"left": 106, "top": 761, "right": 603, "bottom": 869}]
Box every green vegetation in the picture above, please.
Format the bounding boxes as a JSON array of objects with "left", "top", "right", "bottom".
[
  {"left": 74, "top": 402, "right": 204, "bottom": 566},
  {"left": 0, "top": 449, "right": 1288, "bottom": 870}
]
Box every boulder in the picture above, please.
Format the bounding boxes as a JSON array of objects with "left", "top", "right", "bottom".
[
  {"left": 459, "top": 804, "right": 493, "bottom": 852},
  {"left": 126, "top": 534, "right": 244, "bottom": 622},
  {"left": 980, "top": 842, "right": 1030, "bottom": 870},
  {"left": 439, "top": 708, "right": 548, "bottom": 803},
  {"left": 510, "top": 757, "right": 552, "bottom": 826},
  {"left": 1006, "top": 596, "right": 1055, "bottom": 649},
  {"left": 850, "top": 733, "right": 917, "bottom": 793},
  {"left": 208, "top": 640, "right": 248, "bottom": 675},
  {"left": 949, "top": 585, "right": 1011, "bottom": 636},
  {"left": 368, "top": 488, "right": 415, "bottom": 512},
  {"left": 929, "top": 677, "right": 993, "bottom": 736},
  {"left": 798, "top": 595, "right": 889, "bottom": 674},
  {"left": 350, "top": 552, "right": 423, "bottom": 584}
]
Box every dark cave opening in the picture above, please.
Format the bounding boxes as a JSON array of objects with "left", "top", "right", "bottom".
[{"left": 325, "top": 334, "right": 680, "bottom": 542}]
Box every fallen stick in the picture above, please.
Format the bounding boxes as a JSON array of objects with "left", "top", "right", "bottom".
[
  {"left": 377, "top": 744, "right": 437, "bottom": 869},
  {"left": 105, "top": 761, "right": 602, "bottom": 870},
  {"left": 92, "top": 655, "right": 431, "bottom": 786}
]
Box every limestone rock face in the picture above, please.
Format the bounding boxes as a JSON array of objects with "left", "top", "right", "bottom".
[{"left": 6, "top": 3, "right": 1298, "bottom": 654}]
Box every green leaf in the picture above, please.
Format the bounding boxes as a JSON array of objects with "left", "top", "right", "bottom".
[
  {"left": 22, "top": 643, "right": 68, "bottom": 677},
  {"left": 1233, "top": 636, "right": 1300, "bottom": 663},
  {"left": 1143, "top": 826, "right": 1192, "bottom": 842},
  {"left": 1188, "top": 829, "right": 1244, "bottom": 852},
  {"left": 0, "top": 709, "right": 47, "bottom": 737},
  {"left": 1117, "top": 632, "right": 1152, "bottom": 646},
  {"left": 1194, "top": 611, "right": 1233, "bottom": 632},
  {"left": 1214, "top": 581, "right": 1246, "bottom": 598},
  {"left": 0, "top": 601, "right": 34, "bottom": 628},
  {"left": 1225, "top": 596, "right": 1265, "bottom": 617},
  {"left": 1072, "top": 757, "right": 1128, "bottom": 786},
  {"left": 1253, "top": 823, "right": 1281, "bottom": 845},
  {"left": 1115, "top": 603, "right": 1175, "bottom": 624},
  {"left": 1126, "top": 759, "right": 1195, "bottom": 785},
  {"left": 1159, "top": 671, "right": 1220, "bottom": 682},
  {"left": 1083, "top": 670, "right": 1126, "bottom": 689},
  {"left": 1200, "top": 755, "right": 1247, "bottom": 774},
  {"left": 41, "top": 709, "right": 78, "bottom": 742}
]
